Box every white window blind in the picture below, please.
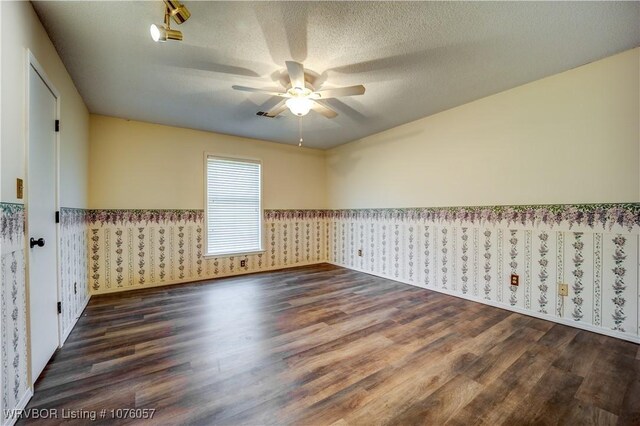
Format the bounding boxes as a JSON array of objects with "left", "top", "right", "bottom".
[{"left": 206, "top": 156, "right": 262, "bottom": 256}]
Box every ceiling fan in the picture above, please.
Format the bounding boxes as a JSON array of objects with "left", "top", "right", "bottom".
[{"left": 232, "top": 61, "right": 365, "bottom": 118}]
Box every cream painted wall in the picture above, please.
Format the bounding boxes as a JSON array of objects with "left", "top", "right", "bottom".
[
  {"left": 89, "top": 115, "right": 327, "bottom": 209},
  {"left": 326, "top": 48, "right": 640, "bottom": 209},
  {"left": 0, "top": 2, "right": 89, "bottom": 208},
  {"left": 1, "top": 1, "right": 89, "bottom": 207}
]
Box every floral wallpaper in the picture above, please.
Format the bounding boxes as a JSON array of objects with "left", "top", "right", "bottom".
[
  {"left": 87, "top": 210, "right": 328, "bottom": 294},
  {"left": 59, "top": 208, "right": 90, "bottom": 340},
  {"left": 1, "top": 203, "right": 28, "bottom": 425},
  {"left": 0, "top": 202, "right": 638, "bottom": 422},
  {"left": 327, "top": 203, "right": 639, "bottom": 341},
  {"left": 1, "top": 204, "right": 90, "bottom": 423}
]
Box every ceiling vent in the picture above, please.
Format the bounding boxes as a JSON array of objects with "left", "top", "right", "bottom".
[{"left": 256, "top": 111, "right": 276, "bottom": 118}]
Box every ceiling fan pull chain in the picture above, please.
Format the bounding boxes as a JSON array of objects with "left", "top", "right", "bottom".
[{"left": 298, "top": 117, "right": 303, "bottom": 147}]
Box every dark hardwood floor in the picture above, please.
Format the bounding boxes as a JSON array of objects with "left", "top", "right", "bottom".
[{"left": 22, "top": 264, "right": 640, "bottom": 425}]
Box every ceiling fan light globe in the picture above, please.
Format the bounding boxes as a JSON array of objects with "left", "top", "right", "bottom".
[{"left": 286, "top": 97, "right": 313, "bottom": 116}]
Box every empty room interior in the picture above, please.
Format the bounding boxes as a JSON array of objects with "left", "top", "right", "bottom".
[{"left": 1, "top": 1, "right": 639, "bottom": 424}]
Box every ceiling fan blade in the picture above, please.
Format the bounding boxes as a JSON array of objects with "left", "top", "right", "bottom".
[
  {"left": 285, "top": 61, "right": 306, "bottom": 89},
  {"left": 312, "top": 85, "right": 366, "bottom": 99},
  {"left": 264, "top": 99, "right": 288, "bottom": 117},
  {"left": 311, "top": 100, "right": 338, "bottom": 119},
  {"left": 232, "top": 85, "right": 288, "bottom": 97}
]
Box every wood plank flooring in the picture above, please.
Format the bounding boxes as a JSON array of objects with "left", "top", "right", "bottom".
[{"left": 21, "top": 264, "right": 640, "bottom": 425}]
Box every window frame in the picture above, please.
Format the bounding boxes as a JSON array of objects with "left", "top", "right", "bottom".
[{"left": 203, "top": 153, "right": 265, "bottom": 258}]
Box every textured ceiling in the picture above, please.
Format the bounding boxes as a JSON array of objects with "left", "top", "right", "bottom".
[{"left": 33, "top": 1, "right": 639, "bottom": 149}]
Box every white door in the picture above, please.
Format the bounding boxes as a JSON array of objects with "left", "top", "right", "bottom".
[{"left": 27, "top": 64, "right": 59, "bottom": 383}]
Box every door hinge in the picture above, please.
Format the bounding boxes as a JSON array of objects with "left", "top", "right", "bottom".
[
  {"left": 57, "top": 302, "right": 62, "bottom": 314},
  {"left": 55, "top": 120, "right": 60, "bottom": 132},
  {"left": 55, "top": 211, "right": 60, "bottom": 223}
]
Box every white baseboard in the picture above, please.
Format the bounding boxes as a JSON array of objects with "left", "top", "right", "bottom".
[
  {"left": 328, "top": 261, "right": 640, "bottom": 344},
  {"left": 2, "top": 388, "right": 33, "bottom": 426},
  {"left": 60, "top": 295, "right": 91, "bottom": 346}
]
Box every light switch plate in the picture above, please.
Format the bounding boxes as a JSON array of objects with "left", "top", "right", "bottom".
[
  {"left": 558, "top": 283, "right": 569, "bottom": 296},
  {"left": 16, "top": 178, "right": 23, "bottom": 199}
]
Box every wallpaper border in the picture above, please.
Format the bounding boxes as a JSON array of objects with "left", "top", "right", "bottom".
[
  {"left": 59, "top": 207, "right": 88, "bottom": 228},
  {"left": 326, "top": 203, "right": 639, "bottom": 231},
  {"left": 84, "top": 203, "right": 640, "bottom": 230},
  {"left": 0, "top": 203, "right": 25, "bottom": 242},
  {"left": 87, "top": 209, "right": 202, "bottom": 225}
]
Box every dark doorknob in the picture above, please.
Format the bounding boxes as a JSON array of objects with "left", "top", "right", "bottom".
[{"left": 30, "top": 238, "right": 45, "bottom": 248}]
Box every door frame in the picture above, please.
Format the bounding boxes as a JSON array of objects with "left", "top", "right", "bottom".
[{"left": 24, "top": 49, "right": 62, "bottom": 388}]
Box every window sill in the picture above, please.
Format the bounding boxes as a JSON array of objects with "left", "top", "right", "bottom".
[{"left": 204, "top": 250, "right": 266, "bottom": 259}]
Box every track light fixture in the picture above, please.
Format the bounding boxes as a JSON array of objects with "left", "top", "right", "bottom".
[
  {"left": 150, "top": 22, "right": 182, "bottom": 42},
  {"left": 163, "top": 0, "right": 190, "bottom": 24},
  {"left": 150, "top": 0, "right": 190, "bottom": 42}
]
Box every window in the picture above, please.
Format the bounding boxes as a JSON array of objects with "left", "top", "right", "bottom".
[{"left": 205, "top": 155, "right": 263, "bottom": 256}]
